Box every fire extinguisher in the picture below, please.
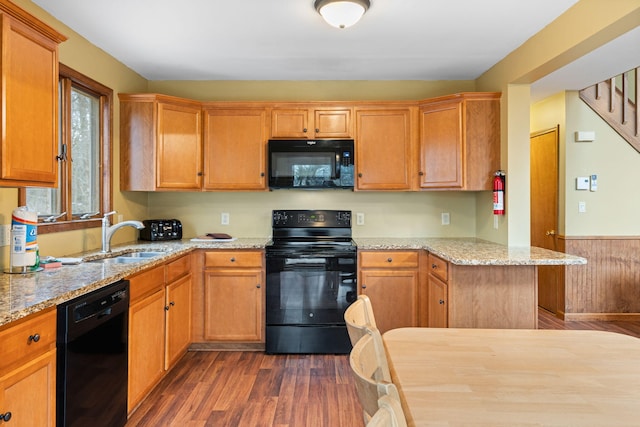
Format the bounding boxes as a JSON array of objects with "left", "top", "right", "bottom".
[{"left": 493, "top": 171, "right": 505, "bottom": 215}]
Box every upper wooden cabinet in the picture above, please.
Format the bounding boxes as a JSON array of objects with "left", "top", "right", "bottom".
[
  {"left": 419, "top": 93, "right": 500, "bottom": 190},
  {"left": 355, "top": 107, "right": 415, "bottom": 191},
  {"left": 119, "top": 94, "right": 203, "bottom": 191},
  {"left": 0, "top": 2, "right": 66, "bottom": 187},
  {"left": 270, "top": 106, "right": 352, "bottom": 139},
  {"left": 203, "top": 107, "right": 267, "bottom": 190}
]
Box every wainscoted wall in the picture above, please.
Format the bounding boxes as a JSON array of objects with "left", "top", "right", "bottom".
[{"left": 561, "top": 236, "right": 640, "bottom": 320}]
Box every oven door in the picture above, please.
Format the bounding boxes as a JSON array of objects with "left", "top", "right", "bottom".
[{"left": 266, "top": 253, "right": 357, "bottom": 326}]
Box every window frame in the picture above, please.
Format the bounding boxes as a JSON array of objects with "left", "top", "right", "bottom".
[{"left": 18, "top": 63, "right": 113, "bottom": 234}]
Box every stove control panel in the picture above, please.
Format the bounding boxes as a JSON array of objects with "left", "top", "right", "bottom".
[{"left": 272, "top": 210, "right": 351, "bottom": 228}]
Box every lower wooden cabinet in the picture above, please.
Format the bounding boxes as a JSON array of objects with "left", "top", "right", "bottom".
[
  {"left": 202, "top": 250, "right": 264, "bottom": 342},
  {"left": 127, "top": 253, "right": 192, "bottom": 413},
  {"left": 0, "top": 308, "right": 57, "bottom": 427},
  {"left": 358, "top": 250, "right": 419, "bottom": 333}
]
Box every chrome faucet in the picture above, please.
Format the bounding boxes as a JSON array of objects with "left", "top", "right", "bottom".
[{"left": 101, "top": 211, "right": 145, "bottom": 253}]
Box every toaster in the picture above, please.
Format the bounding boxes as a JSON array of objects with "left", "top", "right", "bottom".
[{"left": 139, "top": 219, "right": 183, "bottom": 241}]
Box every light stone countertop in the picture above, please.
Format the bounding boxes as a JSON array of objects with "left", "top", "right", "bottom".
[
  {"left": 1, "top": 236, "right": 585, "bottom": 327},
  {"left": 355, "top": 237, "right": 588, "bottom": 266}
]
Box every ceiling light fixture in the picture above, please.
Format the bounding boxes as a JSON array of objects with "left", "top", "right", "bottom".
[{"left": 314, "top": 0, "right": 370, "bottom": 29}]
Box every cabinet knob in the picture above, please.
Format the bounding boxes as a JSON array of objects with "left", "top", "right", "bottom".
[
  {"left": 439, "top": 299, "right": 445, "bottom": 305},
  {"left": 197, "top": 172, "right": 203, "bottom": 176},
  {"left": 358, "top": 173, "right": 363, "bottom": 178},
  {"left": 260, "top": 172, "right": 265, "bottom": 177},
  {"left": 387, "top": 258, "right": 393, "bottom": 263},
  {"left": 303, "top": 128, "right": 307, "bottom": 133},
  {"left": 165, "top": 305, "right": 170, "bottom": 311},
  {"left": 230, "top": 257, "right": 236, "bottom": 262},
  {"left": 361, "top": 285, "right": 366, "bottom": 289},
  {"left": 28, "top": 334, "right": 40, "bottom": 343},
  {"left": 431, "top": 264, "right": 438, "bottom": 269},
  {"left": 315, "top": 128, "right": 319, "bottom": 133},
  {"left": 1, "top": 412, "right": 12, "bottom": 422},
  {"left": 256, "top": 284, "right": 261, "bottom": 288},
  {"left": 419, "top": 171, "right": 424, "bottom": 176},
  {"left": 170, "top": 301, "right": 175, "bottom": 307}
]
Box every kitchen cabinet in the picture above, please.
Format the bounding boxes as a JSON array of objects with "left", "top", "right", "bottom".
[
  {"left": 202, "top": 107, "right": 267, "bottom": 190},
  {"left": 0, "top": 308, "right": 56, "bottom": 426},
  {"left": 127, "top": 254, "right": 192, "bottom": 412},
  {"left": 119, "top": 93, "right": 203, "bottom": 191},
  {"left": 270, "top": 106, "right": 352, "bottom": 139},
  {"left": 418, "top": 93, "right": 500, "bottom": 190},
  {"left": 427, "top": 253, "right": 448, "bottom": 328},
  {"left": 358, "top": 250, "right": 419, "bottom": 333},
  {"left": 355, "top": 107, "right": 415, "bottom": 190},
  {"left": 202, "top": 250, "right": 264, "bottom": 342},
  {"left": 0, "top": 2, "right": 66, "bottom": 187}
]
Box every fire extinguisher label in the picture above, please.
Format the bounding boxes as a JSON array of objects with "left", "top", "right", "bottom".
[{"left": 493, "top": 192, "right": 504, "bottom": 210}]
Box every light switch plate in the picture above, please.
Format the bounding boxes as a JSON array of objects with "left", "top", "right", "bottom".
[{"left": 441, "top": 212, "right": 450, "bottom": 225}]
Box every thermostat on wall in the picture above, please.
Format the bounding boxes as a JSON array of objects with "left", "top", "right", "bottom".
[{"left": 576, "top": 177, "right": 589, "bottom": 190}]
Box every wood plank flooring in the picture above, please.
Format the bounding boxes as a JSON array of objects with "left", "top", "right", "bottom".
[{"left": 127, "top": 310, "right": 640, "bottom": 426}]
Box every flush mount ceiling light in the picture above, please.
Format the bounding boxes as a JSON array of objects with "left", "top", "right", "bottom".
[{"left": 314, "top": 0, "right": 370, "bottom": 29}]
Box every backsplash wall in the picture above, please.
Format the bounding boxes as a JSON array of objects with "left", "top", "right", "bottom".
[{"left": 147, "top": 190, "right": 478, "bottom": 238}]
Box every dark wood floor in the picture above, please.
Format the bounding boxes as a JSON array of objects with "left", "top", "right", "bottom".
[{"left": 127, "top": 310, "right": 640, "bottom": 426}]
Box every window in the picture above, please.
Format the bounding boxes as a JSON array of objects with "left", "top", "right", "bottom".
[{"left": 19, "top": 64, "right": 112, "bottom": 234}]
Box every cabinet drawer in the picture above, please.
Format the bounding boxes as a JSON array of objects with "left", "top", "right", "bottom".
[
  {"left": 0, "top": 308, "right": 56, "bottom": 374},
  {"left": 204, "top": 250, "right": 263, "bottom": 268},
  {"left": 428, "top": 253, "right": 448, "bottom": 282},
  {"left": 166, "top": 254, "right": 191, "bottom": 283},
  {"left": 128, "top": 265, "right": 165, "bottom": 302},
  {"left": 359, "top": 251, "right": 419, "bottom": 268}
]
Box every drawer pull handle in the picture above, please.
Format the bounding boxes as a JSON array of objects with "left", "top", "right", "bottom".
[
  {"left": 28, "top": 334, "right": 40, "bottom": 343},
  {"left": 439, "top": 299, "right": 445, "bottom": 305},
  {"left": 230, "top": 257, "right": 236, "bottom": 262},
  {"left": 1, "top": 412, "right": 12, "bottom": 422},
  {"left": 387, "top": 258, "right": 392, "bottom": 263},
  {"left": 361, "top": 285, "right": 367, "bottom": 289}
]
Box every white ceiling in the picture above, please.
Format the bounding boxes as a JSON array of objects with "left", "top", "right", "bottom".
[{"left": 33, "top": 0, "right": 638, "bottom": 101}]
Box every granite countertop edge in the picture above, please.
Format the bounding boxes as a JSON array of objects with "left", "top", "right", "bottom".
[{"left": 1, "top": 237, "right": 585, "bottom": 327}]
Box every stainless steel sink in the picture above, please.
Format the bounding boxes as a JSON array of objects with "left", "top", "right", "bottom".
[
  {"left": 117, "top": 251, "right": 165, "bottom": 258},
  {"left": 87, "top": 251, "right": 165, "bottom": 264}
]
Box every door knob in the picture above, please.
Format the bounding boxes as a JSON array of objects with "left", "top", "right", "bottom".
[{"left": 545, "top": 230, "right": 556, "bottom": 236}]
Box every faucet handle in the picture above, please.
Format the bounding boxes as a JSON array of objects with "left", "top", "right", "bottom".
[{"left": 103, "top": 210, "right": 116, "bottom": 219}]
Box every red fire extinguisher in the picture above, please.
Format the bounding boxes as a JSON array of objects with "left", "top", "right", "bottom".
[{"left": 493, "top": 171, "right": 505, "bottom": 215}]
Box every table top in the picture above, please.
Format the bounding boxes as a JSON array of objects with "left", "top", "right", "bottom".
[{"left": 383, "top": 328, "right": 640, "bottom": 427}]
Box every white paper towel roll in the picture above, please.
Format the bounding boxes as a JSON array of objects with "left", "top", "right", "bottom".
[{"left": 11, "top": 206, "right": 38, "bottom": 267}]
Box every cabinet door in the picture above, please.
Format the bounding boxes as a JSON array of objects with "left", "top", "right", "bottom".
[
  {"left": 1, "top": 15, "right": 59, "bottom": 186},
  {"left": 314, "top": 108, "right": 352, "bottom": 138},
  {"left": 0, "top": 350, "right": 56, "bottom": 427},
  {"left": 156, "top": 102, "right": 202, "bottom": 189},
  {"left": 270, "top": 109, "right": 309, "bottom": 138},
  {"left": 204, "top": 269, "right": 263, "bottom": 341},
  {"left": 428, "top": 275, "right": 448, "bottom": 328},
  {"left": 360, "top": 270, "right": 418, "bottom": 333},
  {"left": 203, "top": 109, "right": 267, "bottom": 190},
  {"left": 355, "top": 109, "right": 413, "bottom": 190},
  {"left": 419, "top": 101, "right": 463, "bottom": 189},
  {"left": 165, "top": 274, "right": 192, "bottom": 370},
  {"left": 128, "top": 290, "right": 165, "bottom": 412}
]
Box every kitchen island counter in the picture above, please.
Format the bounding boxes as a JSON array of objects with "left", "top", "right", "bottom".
[{"left": 355, "top": 237, "right": 586, "bottom": 266}]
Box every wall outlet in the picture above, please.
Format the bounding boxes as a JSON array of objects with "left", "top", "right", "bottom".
[
  {"left": 441, "top": 212, "right": 450, "bottom": 225},
  {"left": 116, "top": 214, "right": 124, "bottom": 224},
  {"left": 0, "top": 224, "right": 9, "bottom": 247},
  {"left": 356, "top": 212, "right": 365, "bottom": 226},
  {"left": 221, "top": 212, "right": 230, "bottom": 225}
]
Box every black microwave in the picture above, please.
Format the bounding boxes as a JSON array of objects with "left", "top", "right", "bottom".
[{"left": 268, "top": 139, "right": 354, "bottom": 189}]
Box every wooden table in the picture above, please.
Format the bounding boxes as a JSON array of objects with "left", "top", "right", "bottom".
[{"left": 383, "top": 328, "right": 640, "bottom": 426}]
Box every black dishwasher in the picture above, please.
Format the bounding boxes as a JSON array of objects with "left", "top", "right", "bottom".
[{"left": 57, "top": 280, "right": 129, "bottom": 427}]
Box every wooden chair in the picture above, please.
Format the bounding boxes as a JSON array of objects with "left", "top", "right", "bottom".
[
  {"left": 366, "top": 395, "right": 408, "bottom": 427},
  {"left": 344, "top": 294, "right": 378, "bottom": 346},
  {"left": 349, "top": 329, "right": 398, "bottom": 421}
]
